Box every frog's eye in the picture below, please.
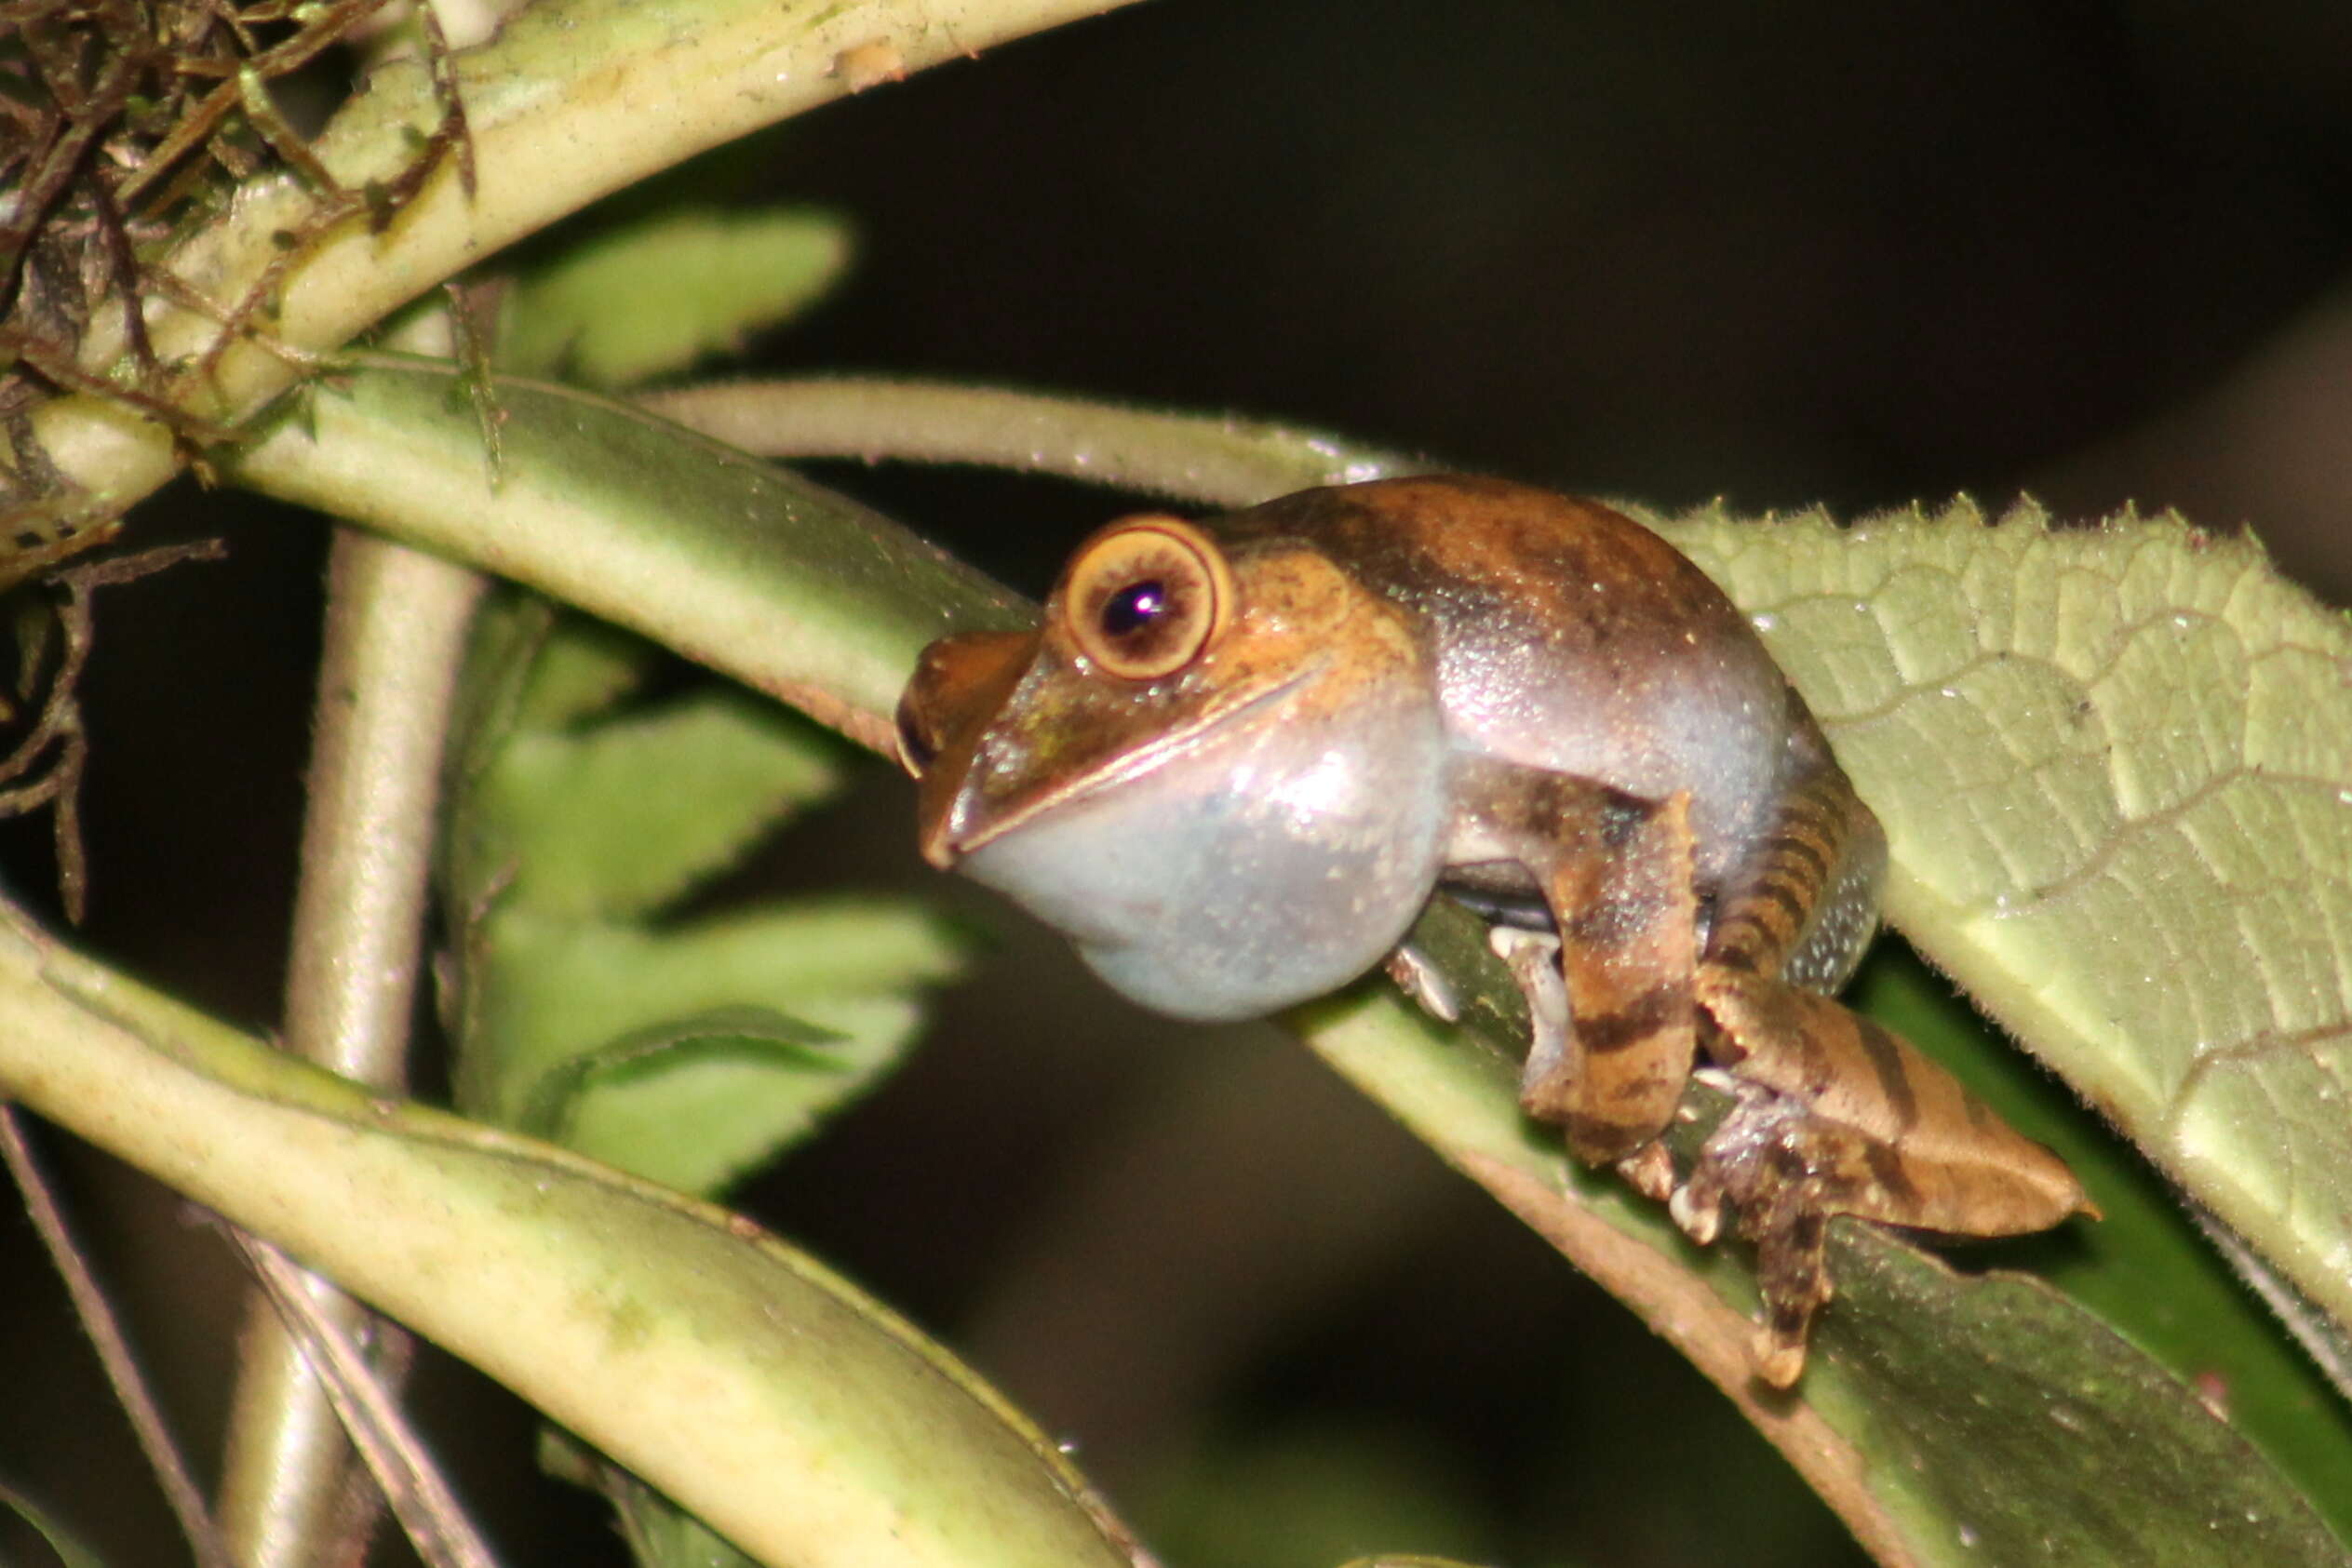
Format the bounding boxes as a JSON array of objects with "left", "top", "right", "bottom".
[{"left": 1060, "top": 516, "right": 1233, "bottom": 679}]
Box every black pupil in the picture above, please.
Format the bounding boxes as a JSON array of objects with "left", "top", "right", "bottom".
[{"left": 1101, "top": 579, "right": 1168, "bottom": 637}]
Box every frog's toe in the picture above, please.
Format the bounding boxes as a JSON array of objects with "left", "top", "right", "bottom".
[
  {"left": 1668, "top": 1176, "right": 1723, "bottom": 1243},
  {"left": 1754, "top": 1330, "right": 1808, "bottom": 1390},
  {"left": 1382, "top": 944, "right": 1460, "bottom": 1022},
  {"left": 1616, "top": 1142, "right": 1677, "bottom": 1203}
]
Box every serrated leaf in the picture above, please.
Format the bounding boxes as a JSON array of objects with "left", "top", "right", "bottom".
[
  {"left": 478, "top": 685, "right": 842, "bottom": 920},
  {"left": 438, "top": 591, "right": 934, "bottom": 1193},
  {"left": 1849, "top": 947, "right": 2352, "bottom": 1540},
  {"left": 1652, "top": 501, "right": 2352, "bottom": 1354},
  {"left": 517, "top": 1004, "right": 840, "bottom": 1181},
  {"left": 446, "top": 593, "right": 847, "bottom": 923},
  {"left": 502, "top": 208, "right": 853, "bottom": 389},
  {"left": 525, "top": 1000, "right": 902, "bottom": 1197},
  {"left": 465, "top": 901, "right": 963, "bottom": 1182}
]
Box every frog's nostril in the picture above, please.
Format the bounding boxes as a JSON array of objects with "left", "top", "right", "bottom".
[{"left": 894, "top": 695, "right": 938, "bottom": 775}]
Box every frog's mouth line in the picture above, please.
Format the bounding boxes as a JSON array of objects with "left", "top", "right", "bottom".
[{"left": 938, "top": 658, "right": 1329, "bottom": 860}]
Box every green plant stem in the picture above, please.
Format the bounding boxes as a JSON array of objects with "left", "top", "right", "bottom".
[
  {"left": 216, "top": 532, "right": 486, "bottom": 1568},
  {"left": 21, "top": 0, "right": 1148, "bottom": 538},
  {"left": 0, "top": 912, "right": 1141, "bottom": 1568},
  {"left": 230, "top": 1233, "right": 501, "bottom": 1568},
  {"left": 638, "top": 378, "right": 1416, "bottom": 506},
  {"left": 231, "top": 364, "right": 1034, "bottom": 754}
]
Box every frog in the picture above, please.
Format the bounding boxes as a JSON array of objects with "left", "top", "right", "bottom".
[{"left": 895, "top": 475, "right": 2092, "bottom": 1386}]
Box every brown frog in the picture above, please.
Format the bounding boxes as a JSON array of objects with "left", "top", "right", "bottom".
[{"left": 896, "top": 476, "right": 2091, "bottom": 1385}]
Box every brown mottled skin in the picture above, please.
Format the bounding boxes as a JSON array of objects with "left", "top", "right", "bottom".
[{"left": 901, "top": 476, "right": 2092, "bottom": 1386}]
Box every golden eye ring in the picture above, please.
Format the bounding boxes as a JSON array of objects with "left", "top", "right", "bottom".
[{"left": 1057, "top": 516, "right": 1234, "bottom": 679}]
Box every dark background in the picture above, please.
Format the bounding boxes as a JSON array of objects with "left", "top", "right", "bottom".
[{"left": 6, "top": 2, "right": 2350, "bottom": 1565}]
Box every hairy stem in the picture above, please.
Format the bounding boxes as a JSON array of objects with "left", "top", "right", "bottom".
[
  {"left": 215, "top": 533, "right": 485, "bottom": 1568},
  {"left": 638, "top": 377, "right": 1414, "bottom": 507}
]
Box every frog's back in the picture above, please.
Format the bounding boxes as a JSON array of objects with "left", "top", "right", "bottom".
[{"left": 1216, "top": 476, "right": 1799, "bottom": 888}]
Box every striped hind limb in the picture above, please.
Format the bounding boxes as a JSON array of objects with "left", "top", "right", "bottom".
[{"left": 1701, "top": 726, "right": 1888, "bottom": 996}]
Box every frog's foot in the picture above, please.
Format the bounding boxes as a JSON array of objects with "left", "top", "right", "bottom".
[
  {"left": 1698, "top": 966, "right": 2098, "bottom": 1236},
  {"left": 1383, "top": 942, "right": 1460, "bottom": 1024},
  {"left": 1751, "top": 1199, "right": 1835, "bottom": 1388},
  {"left": 1682, "top": 1080, "right": 1864, "bottom": 1388}
]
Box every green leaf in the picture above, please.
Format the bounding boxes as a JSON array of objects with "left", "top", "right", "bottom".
[
  {"left": 516, "top": 1004, "right": 842, "bottom": 1187},
  {"left": 1810, "top": 1236, "right": 2342, "bottom": 1565},
  {"left": 454, "top": 880, "right": 963, "bottom": 1197},
  {"left": 446, "top": 592, "right": 848, "bottom": 922},
  {"left": 1653, "top": 501, "right": 2352, "bottom": 1357},
  {"left": 463, "top": 673, "right": 844, "bottom": 921},
  {"left": 503, "top": 208, "right": 853, "bottom": 389},
  {"left": 470, "top": 905, "right": 961, "bottom": 1124},
  {"left": 0, "top": 913, "right": 1136, "bottom": 1568},
  {"left": 488, "top": 905, "right": 958, "bottom": 1197},
  {"left": 441, "top": 596, "right": 961, "bottom": 1189},
  {"left": 1848, "top": 947, "right": 2352, "bottom": 1539}
]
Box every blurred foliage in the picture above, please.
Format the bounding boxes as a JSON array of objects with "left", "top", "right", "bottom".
[{"left": 500, "top": 208, "right": 853, "bottom": 389}]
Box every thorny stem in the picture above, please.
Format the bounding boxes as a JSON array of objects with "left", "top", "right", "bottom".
[{"left": 215, "top": 531, "right": 485, "bottom": 1568}]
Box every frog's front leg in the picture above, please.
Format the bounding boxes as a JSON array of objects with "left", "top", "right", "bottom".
[
  {"left": 1449, "top": 761, "right": 1700, "bottom": 1187},
  {"left": 1681, "top": 970, "right": 2095, "bottom": 1386}
]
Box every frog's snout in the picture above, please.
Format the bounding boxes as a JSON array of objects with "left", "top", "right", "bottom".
[{"left": 900, "top": 628, "right": 1041, "bottom": 866}]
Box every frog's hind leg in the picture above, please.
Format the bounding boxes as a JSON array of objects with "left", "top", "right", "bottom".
[
  {"left": 1686, "top": 720, "right": 2090, "bottom": 1385},
  {"left": 1702, "top": 723, "right": 1888, "bottom": 995},
  {"left": 1698, "top": 972, "right": 2093, "bottom": 1237}
]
